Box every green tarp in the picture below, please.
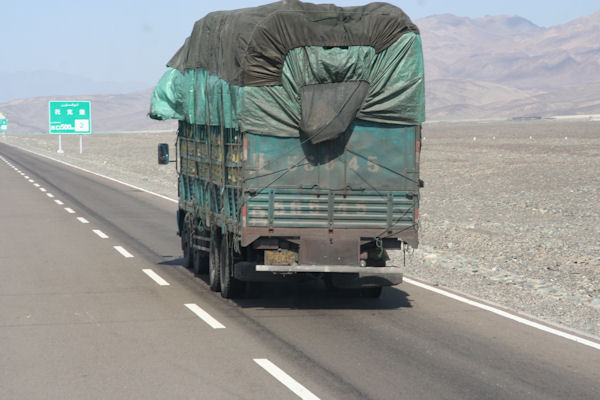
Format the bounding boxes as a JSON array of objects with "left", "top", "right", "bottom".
[{"left": 149, "top": 1, "right": 425, "bottom": 137}]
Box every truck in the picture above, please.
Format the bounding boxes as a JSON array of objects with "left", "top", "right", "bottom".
[{"left": 149, "top": 1, "right": 425, "bottom": 298}]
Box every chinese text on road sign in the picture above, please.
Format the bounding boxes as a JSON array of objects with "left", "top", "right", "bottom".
[{"left": 49, "top": 101, "right": 91, "bottom": 134}]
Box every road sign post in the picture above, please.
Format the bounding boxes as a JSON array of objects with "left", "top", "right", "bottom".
[{"left": 48, "top": 101, "right": 92, "bottom": 153}]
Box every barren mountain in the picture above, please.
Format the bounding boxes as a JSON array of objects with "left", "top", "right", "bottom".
[
  {"left": 419, "top": 10, "right": 600, "bottom": 119},
  {"left": 1, "top": 10, "right": 599, "bottom": 131}
]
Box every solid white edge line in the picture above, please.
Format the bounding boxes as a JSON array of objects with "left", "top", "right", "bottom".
[
  {"left": 184, "top": 303, "right": 225, "bottom": 329},
  {"left": 54, "top": 199, "right": 64, "bottom": 205},
  {"left": 92, "top": 229, "right": 109, "bottom": 239},
  {"left": 64, "top": 207, "right": 75, "bottom": 214},
  {"left": 113, "top": 246, "right": 134, "bottom": 258},
  {"left": 6, "top": 144, "right": 177, "bottom": 204},
  {"left": 142, "top": 269, "right": 170, "bottom": 286},
  {"left": 403, "top": 277, "right": 600, "bottom": 351},
  {"left": 254, "top": 359, "right": 320, "bottom": 400},
  {"left": 77, "top": 217, "right": 89, "bottom": 224}
]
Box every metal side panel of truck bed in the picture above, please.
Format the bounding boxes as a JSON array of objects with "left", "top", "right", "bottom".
[{"left": 242, "top": 121, "right": 421, "bottom": 251}]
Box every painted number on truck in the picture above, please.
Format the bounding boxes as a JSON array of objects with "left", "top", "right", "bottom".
[
  {"left": 279, "top": 153, "right": 380, "bottom": 173},
  {"left": 367, "top": 156, "right": 380, "bottom": 173},
  {"left": 348, "top": 155, "right": 380, "bottom": 173},
  {"left": 348, "top": 156, "right": 359, "bottom": 172}
]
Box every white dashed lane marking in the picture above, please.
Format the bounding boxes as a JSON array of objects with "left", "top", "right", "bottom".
[
  {"left": 142, "top": 269, "right": 170, "bottom": 286},
  {"left": 254, "top": 359, "right": 320, "bottom": 400},
  {"left": 46, "top": 193, "right": 55, "bottom": 198},
  {"left": 64, "top": 208, "right": 75, "bottom": 214},
  {"left": 77, "top": 217, "right": 89, "bottom": 224},
  {"left": 184, "top": 304, "right": 225, "bottom": 329},
  {"left": 113, "top": 246, "right": 134, "bottom": 258},
  {"left": 54, "top": 200, "right": 64, "bottom": 205},
  {"left": 92, "top": 229, "right": 108, "bottom": 239}
]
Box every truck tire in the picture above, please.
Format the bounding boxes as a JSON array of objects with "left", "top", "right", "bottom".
[
  {"left": 208, "top": 229, "right": 221, "bottom": 292},
  {"left": 192, "top": 247, "right": 209, "bottom": 276},
  {"left": 220, "top": 234, "right": 245, "bottom": 299},
  {"left": 181, "top": 220, "right": 192, "bottom": 269}
]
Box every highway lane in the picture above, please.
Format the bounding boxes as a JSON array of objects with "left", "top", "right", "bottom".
[
  {"left": 1, "top": 142, "right": 599, "bottom": 399},
  {"left": 0, "top": 145, "right": 328, "bottom": 400}
]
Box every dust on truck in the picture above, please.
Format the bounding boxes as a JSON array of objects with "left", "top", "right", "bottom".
[{"left": 149, "top": 1, "right": 425, "bottom": 298}]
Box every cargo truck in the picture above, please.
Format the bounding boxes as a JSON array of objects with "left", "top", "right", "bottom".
[{"left": 149, "top": 1, "right": 425, "bottom": 298}]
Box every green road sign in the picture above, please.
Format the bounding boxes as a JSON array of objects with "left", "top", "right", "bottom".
[
  {"left": 49, "top": 101, "right": 91, "bottom": 134},
  {"left": 0, "top": 118, "right": 7, "bottom": 131}
]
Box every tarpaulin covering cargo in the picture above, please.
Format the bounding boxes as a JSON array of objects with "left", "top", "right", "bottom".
[{"left": 149, "top": 0, "right": 425, "bottom": 139}]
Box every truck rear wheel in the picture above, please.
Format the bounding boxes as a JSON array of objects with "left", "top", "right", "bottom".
[
  {"left": 220, "top": 234, "right": 245, "bottom": 299},
  {"left": 181, "top": 220, "right": 192, "bottom": 269},
  {"left": 192, "top": 248, "right": 209, "bottom": 276},
  {"left": 208, "top": 229, "right": 221, "bottom": 292}
]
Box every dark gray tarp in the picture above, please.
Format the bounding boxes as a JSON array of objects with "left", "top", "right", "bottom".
[
  {"left": 167, "top": 0, "right": 419, "bottom": 86},
  {"left": 300, "top": 81, "right": 370, "bottom": 144}
]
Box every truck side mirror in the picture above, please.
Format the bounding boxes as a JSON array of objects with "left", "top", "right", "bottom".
[{"left": 158, "top": 143, "right": 169, "bottom": 164}]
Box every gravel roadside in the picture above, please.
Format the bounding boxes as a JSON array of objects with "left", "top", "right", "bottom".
[
  {"left": 3, "top": 119, "right": 599, "bottom": 337},
  {"left": 392, "top": 120, "right": 600, "bottom": 338}
]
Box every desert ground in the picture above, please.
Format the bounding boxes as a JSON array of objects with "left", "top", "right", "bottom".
[{"left": 3, "top": 119, "right": 599, "bottom": 337}]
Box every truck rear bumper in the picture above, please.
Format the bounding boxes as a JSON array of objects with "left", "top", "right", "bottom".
[
  {"left": 256, "top": 264, "right": 402, "bottom": 274},
  {"left": 234, "top": 262, "right": 403, "bottom": 286}
]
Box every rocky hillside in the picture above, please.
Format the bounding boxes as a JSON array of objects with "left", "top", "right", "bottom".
[{"left": 419, "top": 10, "right": 600, "bottom": 119}]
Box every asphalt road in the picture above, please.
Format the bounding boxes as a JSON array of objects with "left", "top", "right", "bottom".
[{"left": 1, "top": 142, "right": 599, "bottom": 400}]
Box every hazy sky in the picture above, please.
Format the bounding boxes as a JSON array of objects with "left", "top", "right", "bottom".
[{"left": 1, "top": 0, "right": 599, "bottom": 91}]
